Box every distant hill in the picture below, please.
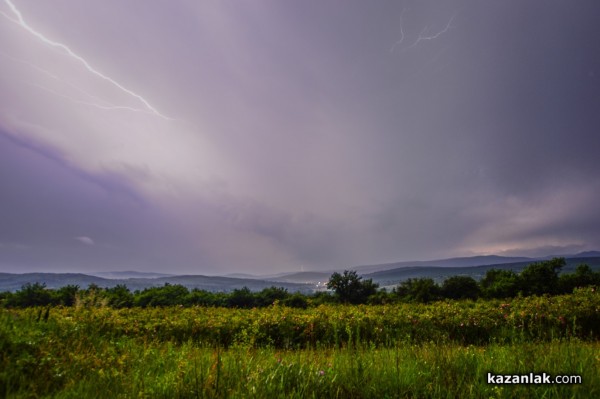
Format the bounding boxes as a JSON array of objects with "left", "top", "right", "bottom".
[
  {"left": 249, "top": 255, "right": 536, "bottom": 284},
  {"left": 352, "top": 255, "right": 534, "bottom": 274},
  {"left": 89, "top": 271, "right": 174, "bottom": 279},
  {"left": 568, "top": 251, "right": 600, "bottom": 258},
  {"left": 267, "top": 255, "right": 600, "bottom": 288},
  {"left": 0, "top": 272, "right": 311, "bottom": 293},
  {"left": 222, "top": 273, "right": 261, "bottom": 279},
  {"left": 0, "top": 273, "right": 114, "bottom": 293},
  {"left": 2, "top": 254, "right": 598, "bottom": 294},
  {"left": 267, "top": 271, "right": 332, "bottom": 284},
  {"left": 363, "top": 256, "right": 600, "bottom": 289},
  {"left": 131, "top": 275, "right": 311, "bottom": 293}
]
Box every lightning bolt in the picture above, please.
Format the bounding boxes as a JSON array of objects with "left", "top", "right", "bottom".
[
  {"left": 1, "top": 50, "right": 155, "bottom": 115},
  {"left": 389, "top": 10, "right": 406, "bottom": 53},
  {"left": 409, "top": 14, "right": 456, "bottom": 49},
  {"left": 0, "top": 50, "right": 60, "bottom": 80},
  {"left": 29, "top": 82, "right": 157, "bottom": 114},
  {"left": 1, "top": 0, "right": 171, "bottom": 120}
]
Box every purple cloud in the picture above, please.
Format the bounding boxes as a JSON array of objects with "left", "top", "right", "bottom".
[{"left": 1, "top": 0, "right": 599, "bottom": 274}]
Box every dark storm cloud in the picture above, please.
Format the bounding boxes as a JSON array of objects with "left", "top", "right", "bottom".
[
  {"left": 1, "top": 0, "right": 599, "bottom": 273},
  {"left": 213, "top": 196, "right": 347, "bottom": 265},
  {"left": 451, "top": 1, "right": 600, "bottom": 195},
  {"left": 0, "top": 131, "right": 209, "bottom": 273}
]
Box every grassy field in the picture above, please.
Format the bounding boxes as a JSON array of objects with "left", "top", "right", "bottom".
[{"left": 1, "top": 288, "right": 599, "bottom": 398}]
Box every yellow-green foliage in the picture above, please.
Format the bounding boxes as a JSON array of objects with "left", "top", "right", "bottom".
[
  {"left": 1, "top": 288, "right": 599, "bottom": 398},
  {"left": 20, "top": 287, "right": 600, "bottom": 348}
]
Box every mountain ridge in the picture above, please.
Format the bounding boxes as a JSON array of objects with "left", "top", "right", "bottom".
[{"left": 2, "top": 253, "right": 598, "bottom": 293}]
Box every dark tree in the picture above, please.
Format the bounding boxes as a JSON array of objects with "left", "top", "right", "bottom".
[
  {"left": 394, "top": 278, "right": 441, "bottom": 303},
  {"left": 54, "top": 285, "right": 79, "bottom": 306},
  {"left": 105, "top": 284, "right": 134, "bottom": 308},
  {"left": 187, "top": 289, "right": 227, "bottom": 307},
  {"left": 558, "top": 264, "right": 600, "bottom": 294},
  {"left": 255, "top": 286, "right": 289, "bottom": 307},
  {"left": 367, "top": 288, "right": 394, "bottom": 305},
  {"left": 227, "top": 287, "right": 256, "bottom": 308},
  {"left": 441, "top": 276, "right": 480, "bottom": 300},
  {"left": 327, "top": 270, "right": 379, "bottom": 304},
  {"left": 15, "top": 283, "right": 52, "bottom": 307},
  {"left": 134, "top": 284, "right": 189, "bottom": 307},
  {"left": 282, "top": 293, "right": 309, "bottom": 309},
  {"left": 480, "top": 269, "right": 521, "bottom": 299},
  {"left": 8, "top": 283, "right": 53, "bottom": 307},
  {"left": 520, "top": 257, "right": 565, "bottom": 296},
  {"left": 310, "top": 291, "right": 336, "bottom": 305}
]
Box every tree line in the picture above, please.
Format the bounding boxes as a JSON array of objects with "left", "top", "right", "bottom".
[{"left": 1, "top": 258, "right": 598, "bottom": 308}]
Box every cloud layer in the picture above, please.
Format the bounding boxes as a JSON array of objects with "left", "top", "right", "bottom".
[{"left": 1, "top": 0, "right": 599, "bottom": 274}]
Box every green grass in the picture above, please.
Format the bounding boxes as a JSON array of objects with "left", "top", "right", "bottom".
[
  {"left": 2, "top": 337, "right": 597, "bottom": 398},
  {"left": 1, "top": 289, "right": 599, "bottom": 398}
]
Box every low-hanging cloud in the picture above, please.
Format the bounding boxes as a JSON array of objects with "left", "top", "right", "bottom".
[{"left": 74, "top": 236, "right": 94, "bottom": 246}]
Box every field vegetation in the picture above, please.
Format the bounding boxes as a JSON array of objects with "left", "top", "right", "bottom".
[
  {"left": 1, "top": 258, "right": 599, "bottom": 397},
  {"left": 1, "top": 258, "right": 598, "bottom": 309}
]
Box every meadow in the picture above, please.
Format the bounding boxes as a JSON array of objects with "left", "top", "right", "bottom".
[{"left": 1, "top": 287, "right": 599, "bottom": 398}]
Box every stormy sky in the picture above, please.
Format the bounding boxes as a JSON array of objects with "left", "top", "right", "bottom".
[{"left": 1, "top": 0, "right": 599, "bottom": 275}]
